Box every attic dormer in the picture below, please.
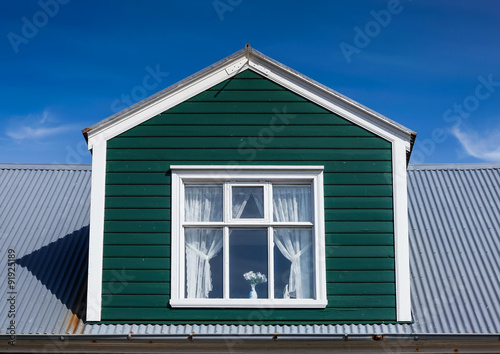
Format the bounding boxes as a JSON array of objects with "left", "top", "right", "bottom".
[{"left": 83, "top": 45, "right": 415, "bottom": 323}]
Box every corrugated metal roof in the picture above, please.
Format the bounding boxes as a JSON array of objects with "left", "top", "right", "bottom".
[
  {"left": 0, "top": 164, "right": 91, "bottom": 335},
  {"left": 407, "top": 163, "right": 500, "bottom": 334},
  {"left": 1, "top": 163, "right": 499, "bottom": 337}
]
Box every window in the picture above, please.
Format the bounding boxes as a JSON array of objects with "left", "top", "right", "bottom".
[{"left": 170, "top": 166, "right": 327, "bottom": 308}]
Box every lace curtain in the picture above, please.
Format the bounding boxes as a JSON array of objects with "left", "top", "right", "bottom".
[
  {"left": 184, "top": 184, "right": 313, "bottom": 299},
  {"left": 273, "top": 186, "right": 313, "bottom": 299},
  {"left": 185, "top": 228, "right": 222, "bottom": 298},
  {"left": 184, "top": 186, "right": 223, "bottom": 298}
]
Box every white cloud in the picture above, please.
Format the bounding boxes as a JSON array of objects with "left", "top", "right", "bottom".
[
  {"left": 5, "top": 109, "right": 75, "bottom": 141},
  {"left": 452, "top": 125, "right": 500, "bottom": 162}
]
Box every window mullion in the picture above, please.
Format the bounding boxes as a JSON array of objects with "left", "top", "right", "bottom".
[
  {"left": 268, "top": 226, "right": 274, "bottom": 300},
  {"left": 223, "top": 226, "right": 229, "bottom": 300}
]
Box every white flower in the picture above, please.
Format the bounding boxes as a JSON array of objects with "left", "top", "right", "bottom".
[{"left": 243, "top": 271, "right": 267, "bottom": 285}]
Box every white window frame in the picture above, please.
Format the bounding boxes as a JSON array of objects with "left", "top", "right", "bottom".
[{"left": 170, "top": 165, "right": 327, "bottom": 308}]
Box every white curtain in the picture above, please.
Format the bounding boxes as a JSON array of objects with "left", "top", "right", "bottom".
[
  {"left": 273, "top": 185, "right": 313, "bottom": 299},
  {"left": 184, "top": 185, "right": 223, "bottom": 298},
  {"left": 185, "top": 229, "right": 222, "bottom": 298},
  {"left": 232, "top": 187, "right": 264, "bottom": 218},
  {"left": 185, "top": 185, "right": 223, "bottom": 222},
  {"left": 274, "top": 229, "right": 313, "bottom": 299},
  {"left": 273, "top": 185, "right": 311, "bottom": 222}
]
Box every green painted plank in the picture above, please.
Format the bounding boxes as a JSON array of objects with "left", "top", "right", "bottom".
[
  {"left": 104, "top": 221, "right": 170, "bottom": 233},
  {"left": 118, "top": 126, "right": 388, "bottom": 141},
  {"left": 166, "top": 102, "right": 329, "bottom": 114},
  {"left": 326, "top": 258, "right": 395, "bottom": 270},
  {"left": 102, "top": 270, "right": 170, "bottom": 282},
  {"left": 106, "top": 161, "right": 171, "bottom": 173},
  {"left": 327, "top": 295, "right": 395, "bottom": 308},
  {"left": 103, "top": 294, "right": 393, "bottom": 308},
  {"left": 325, "top": 233, "right": 394, "bottom": 246},
  {"left": 103, "top": 258, "right": 170, "bottom": 270},
  {"left": 103, "top": 245, "right": 170, "bottom": 258},
  {"left": 102, "top": 282, "right": 169, "bottom": 295},
  {"left": 102, "top": 295, "right": 169, "bottom": 307},
  {"left": 325, "top": 197, "right": 393, "bottom": 209},
  {"left": 100, "top": 307, "right": 395, "bottom": 322},
  {"left": 105, "top": 209, "right": 169, "bottom": 221},
  {"left": 325, "top": 221, "right": 393, "bottom": 233},
  {"left": 187, "top": 90, "right": 309, "bottom": 102},
  {"left": 208, "top": 79, "right": 287, "bottom": 91},
  {"left": 325, "top": 246, "right": 394, "bottom": 258},
  {"left": 106, "top": 185, "right": 169, "bottom": 197},
  {"left": 106, "top": 172, "right": 170, "bottom": 185},
  {"left": 109, "top": 136, "right": 387, "bottom": 149},
  {"left": 105, "top": 171, "right": 391, "bottom": 186},
  {"left": 104, "top": 233, "right": 170, "bottom": 245},
  {"left": 324, "top": 173, "right": 392, "bottom": 185},
  {"left": 328, "top": 271, "right": 395, "bottom": 283},
  {"left": 107, "top": 149, "right": 391, "bottom": 162},
  {"left": 106, "top": 197, "right": 170, "bottom": 209},
  {"left": 325, "top": 209, "right": 393, "bottom": 221},
  {"left": 106, "top": 161, "right": 392, "bottom": 173},
  {"left": 142, "top": 113, "right": 358, "bottom": 127},
  {"left": 328, "top": 283, "right": 395, "bottom": 295},
  {"left": 324, "top": 185, "right": 392, "bottom": 197}
]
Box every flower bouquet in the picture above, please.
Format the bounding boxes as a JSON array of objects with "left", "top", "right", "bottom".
[{"left": 243, "top": 271, "right": 267, "bottom": 299}]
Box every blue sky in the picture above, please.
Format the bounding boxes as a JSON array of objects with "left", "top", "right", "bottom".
[{"left": 1, "top": 0, "right": 499, "bottom": 165}]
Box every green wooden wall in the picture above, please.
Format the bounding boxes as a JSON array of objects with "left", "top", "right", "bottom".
[{"left": 100, "top": 70, "right": 395, "bottom": 324}]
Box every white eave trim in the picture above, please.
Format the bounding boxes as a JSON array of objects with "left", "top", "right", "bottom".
[
  {"left": 86, "top": 138, "right": 107, "bottom": 322},
  {"left": 86, "top": 56, "right": 249, "bottom": 148},
  {"left": 247, "top": 54, "right": 412, "bottom": 147},
  {"left": 85, "top": 47, "right": 414, "bottom": 150},
  {"left": 392, "top": 139, "right": 412, "bottom": 322}
]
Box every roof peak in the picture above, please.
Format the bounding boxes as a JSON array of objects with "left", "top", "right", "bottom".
[
  {"left": 83, "top": 45, "right": 416, "bottom": 149},
  {"left": 0, "top": 163, "right": 91, "bottom": 171},
  {"left": 409, "top": 162, "right": 500, "bottom": 170}
]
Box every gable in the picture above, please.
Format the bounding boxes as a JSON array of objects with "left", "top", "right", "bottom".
[
  {"left": 85, "top": 46, "right": 412, "bottom": 323},
  {"left": 97, "top": 70, "right": 398, "bottom": 323}
]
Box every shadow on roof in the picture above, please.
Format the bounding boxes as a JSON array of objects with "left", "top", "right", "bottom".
[{"left": 16, "top": 226, "right": 89, "bottom": 322}]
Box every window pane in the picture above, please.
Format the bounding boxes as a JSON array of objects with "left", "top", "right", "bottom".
[
  {"left": 185, "top": 228, "right": 223, "bottom": 298},
  {"left": 273, "top": 185, "right": 312, "bottom": 222},
  {"left": 274, "top": 228, "right": 313, "bottom": 299},
  {"left": 232, "top": 186, "right": 264, "bottom": 219},
  {"left": 185, "top": 185, "right": 223, "bottom": 222},
  {"left": 229, "top": 228, "right": 268, "bottom": 298}
]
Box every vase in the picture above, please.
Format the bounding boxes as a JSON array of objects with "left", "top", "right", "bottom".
[{"left": 249, "top": 284, "right": 258, "bottom": 299}]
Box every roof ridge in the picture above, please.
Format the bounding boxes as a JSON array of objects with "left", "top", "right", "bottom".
[
  {"left": 0, "top": 163, "right": 92, "bottom": 171},
  {"left": 409, "top": 163, "right": 500, "bottom": 170}
]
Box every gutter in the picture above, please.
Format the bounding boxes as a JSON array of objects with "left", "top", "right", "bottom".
[{"left": 1, "top": 333, "right": 499, "bottom": 342}]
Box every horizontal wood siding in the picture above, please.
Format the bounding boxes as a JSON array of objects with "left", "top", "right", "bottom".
[{"left": 102, "top": 70, "right": 395, "bottom": 324}]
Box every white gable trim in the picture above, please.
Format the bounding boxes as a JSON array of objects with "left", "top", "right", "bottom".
[
  {"left": 247, "top": 56, "right": 411, "bottom": 150},
  {"left": 86, "top": 49, "right": 413, "bottom": 149},
  {"left": 392, "top": 139, "right": 412, "bottom": 321},
  {"left": 86, "top": 56, "right": 249, "bottom": 149},
  {"left": 86, "top": 137, "right": 107, "bottom": 322}
]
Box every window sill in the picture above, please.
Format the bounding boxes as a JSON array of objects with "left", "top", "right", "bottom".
[{"left": 169, "top": 299, "right": 328, "bottom": 308}]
